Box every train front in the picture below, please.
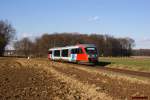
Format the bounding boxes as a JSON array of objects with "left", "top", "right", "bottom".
[{"left": 85, "top": 46, "right": 98, "bottom": 64}]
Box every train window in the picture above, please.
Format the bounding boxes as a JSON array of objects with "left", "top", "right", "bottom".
[
  {"left": 54, "top": 50, "right": 60, "bottom": 57},
  {"left": 48, "top": 51, "right": 52, "bottom": 54},
  {"left": 71, "top": 48, "right": 83, "bottom": 54},
  {"left": 85, "top": 47, "right": 97, "bottom": 54},
  {"left": 71, "top": 48, "right": 77, "bottom": 54},
  {"left": 62, "top": 49, "right": 68, "bottom": 57},
  {"left": 71, "top": 49, "right": 76, "bottom": 54},
  {"left": 78, "top": 48, "right": 83, "bottom": 54}
]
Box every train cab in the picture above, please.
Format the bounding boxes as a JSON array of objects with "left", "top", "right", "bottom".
[
  {"left": 78, "top": 44, "right": 98, "bottom": 64},
  {"left": 85, "top": 47, "right": 98, "bottom": 63}
]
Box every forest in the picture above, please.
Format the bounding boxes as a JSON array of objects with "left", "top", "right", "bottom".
[{"left": 14, "top": 33, "right": 135, "bottom": 57}]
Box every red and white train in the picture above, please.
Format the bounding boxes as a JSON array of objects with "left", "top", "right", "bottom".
[{"left": 48, "top": 44, "right": 98, "bottom": 64}]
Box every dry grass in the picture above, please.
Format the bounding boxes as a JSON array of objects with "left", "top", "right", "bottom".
[{"left": 100, "top": 57, "right": 150, "bottom": 72}]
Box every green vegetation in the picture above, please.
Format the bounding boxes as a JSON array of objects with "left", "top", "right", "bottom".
[{"left": 99, "top": 57, "right": 150, "bottom": 72}]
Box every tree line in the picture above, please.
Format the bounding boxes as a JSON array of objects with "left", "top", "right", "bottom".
[
  {"left": 0, "top": 20, "right": 135, "bottom": 57},
  {"left": 133, "top": 49, "right": 150, "bottom": 56},
  {"left": 14, "top": 33, "right": 135, "bottom": 57}
]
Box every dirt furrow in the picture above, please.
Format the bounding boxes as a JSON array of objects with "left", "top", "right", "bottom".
[
  {"left": 1, "top": 58, "right": 149, "bottom": 100},
  {"left": 95, "top": 66, "right": 150, "bottom": 78},
  {"left": 0, "top": 58, "right": 114, "bottom": 100},
  {"left": 50, "top": 61, "right": 150, "bottom": 100},
  {"left": 53, "top": 60, "right": 150, "bottom": 79},
  {"left": 0, "top": 59, "right": 108, "bottom": 100}
]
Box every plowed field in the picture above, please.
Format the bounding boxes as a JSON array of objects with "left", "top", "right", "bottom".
[{"left": 0, "top": 58, "right": 149, "bottom": 100}]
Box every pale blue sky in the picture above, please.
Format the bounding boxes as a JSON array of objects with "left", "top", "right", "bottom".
[{"left": 0, "top": 0, "right": 150, "bottom": 49}]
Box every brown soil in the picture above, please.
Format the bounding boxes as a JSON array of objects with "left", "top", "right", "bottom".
[
  {"left": 0, "top": 58, "right": 149, "bottom": 100},
  {"left": 0, "top": 58, "right": 99, "bottom": 100},
  {"left": 50, "top": 61, "right": 150, "bottom": 100}
]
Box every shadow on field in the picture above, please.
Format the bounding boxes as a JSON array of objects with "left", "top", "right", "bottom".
[{"left": 95, "top": 61, "right": 111, "bottom": 67}]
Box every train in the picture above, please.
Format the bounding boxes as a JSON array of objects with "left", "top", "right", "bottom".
[{"left": 48, "top": 44, "right": 98, "bottom": 64}]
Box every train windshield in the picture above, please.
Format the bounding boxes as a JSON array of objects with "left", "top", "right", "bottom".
[{"left": 85, "top": 47, "right": 97, "bottom": 54}]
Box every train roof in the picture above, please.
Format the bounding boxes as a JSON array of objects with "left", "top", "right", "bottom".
[
  {"left": 77, "top": 44, "right": 96, "bottom": 47},
  {"left": 49, "top": 44, "right": 96, "bottom": 51}
]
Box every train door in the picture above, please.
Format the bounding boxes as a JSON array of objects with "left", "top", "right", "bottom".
[
  {"left": 48, "top": 50, "right": 52, "bottom": 59},
  {"left": 76, "top": 48, "right": 88, "bottom": 62},
  {"left": 70, "top": 48, "right": 77, "bottom": 62}
]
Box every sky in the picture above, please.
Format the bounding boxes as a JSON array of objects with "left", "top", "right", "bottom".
[{"left": 0, "top": 0, "right": 150, "bottom": 49}]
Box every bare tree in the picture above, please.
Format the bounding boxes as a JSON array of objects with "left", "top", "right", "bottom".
[
  {"left": 0, "top": 20, "right": 15, "bottom": 56},
  {"left": 14, "top": 37, "right": 33, "bottom": 57},
  {"left": 14, "top": 33, "right": 135, "bottom": 57}
]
